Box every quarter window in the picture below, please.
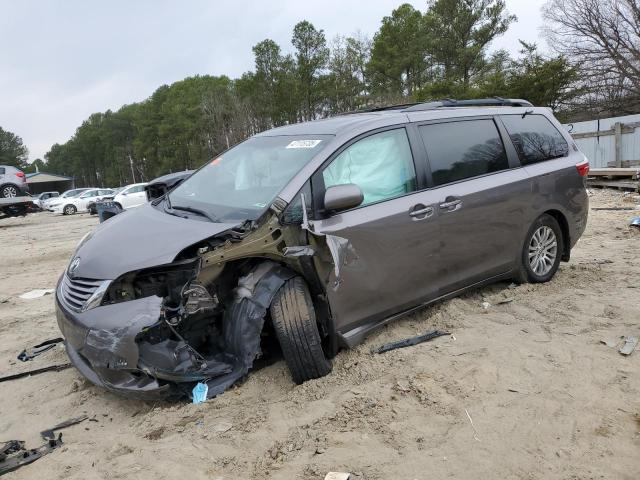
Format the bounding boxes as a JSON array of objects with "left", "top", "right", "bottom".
[
  {"left": 419, "top": 119, "right": 509, "bottom": 187},
  {"left": 500, "top": 114, "right": 569, "bottom": 165},
  {"left": 322, "top": 128, "right": 417, "bottom": 208}
]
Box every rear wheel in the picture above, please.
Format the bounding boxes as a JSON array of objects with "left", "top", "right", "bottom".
[
  {"left": 1, "top": 184, "right": 18, "bottom": 198},
  {"left": 63, "top": 204, "right": 77, "bottom": 215},
  {"left": 516, "top": 214, "right": 563, "bottom": 283},
  {"left": 270, "top": 276, "right": 331, "bottom": 384}
]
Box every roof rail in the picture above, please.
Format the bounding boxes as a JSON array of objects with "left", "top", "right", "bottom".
[{"left": 403, "top": 98, "right": 533, "bottom": 112}]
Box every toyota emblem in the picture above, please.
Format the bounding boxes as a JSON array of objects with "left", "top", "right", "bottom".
[{"left": 68, "top": 257, "right": 81, "bottom": 276}]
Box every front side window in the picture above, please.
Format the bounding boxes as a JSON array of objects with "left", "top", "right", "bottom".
[
  {"left": 500, "top": 114, "right": 569, "bottom": 165},
  {"left": 419, "top": 119, "right": 509, "bottom": 186},
  {"left": 322, "top": 128, "right": 417, "bottom": 208},
  {"left": 169, "top": 135, "right": 331, "bottom": 222},
  {"left": 81, "top": 190, "right": 98, "bottom": 198}
]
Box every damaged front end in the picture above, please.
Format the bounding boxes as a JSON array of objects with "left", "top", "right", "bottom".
[{"left": 56, "top": 206, "right": 342, "bottom": 401}]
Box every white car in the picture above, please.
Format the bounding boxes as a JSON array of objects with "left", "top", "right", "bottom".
[
  {"left": 113, "top": 183, "right": 148, "bottom": 210},
  {"left": 43, "top": 188, "right": 92, "bottom": 211},
  {"left": 50, "top": 188, "right": 115, "bottom": 215}
]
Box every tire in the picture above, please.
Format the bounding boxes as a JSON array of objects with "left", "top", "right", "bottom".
[
  {"left": 63, "top": 204, "right": 77, "bottom": 215},
  {"left": 516, "top": 214, "right": 564, "bottom": 283},
  {"left": 270, "top": 276, "right": 331, "bottom": 384},
  {"left": 1, "top": 184, "right": 18, "bottom": 198},
  {"left": 114, "top": 203, "right": 123, "bottom": 210}
]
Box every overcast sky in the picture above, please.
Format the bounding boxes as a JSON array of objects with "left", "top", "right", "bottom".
[{"left": 0, "top": 0, "right": 548, "bottom": 162}]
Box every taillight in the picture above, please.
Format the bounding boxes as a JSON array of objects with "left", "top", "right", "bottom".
[
  {"left": 576, "top": 159, "right": 589, "bottom": 177},
  {"left": 15, "top": 172, "right": 25, "bottom": 178}
]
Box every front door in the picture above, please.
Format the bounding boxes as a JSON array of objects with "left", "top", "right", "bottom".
[{"left": 311, "top": 127, "right": 441, "bottom": 336}]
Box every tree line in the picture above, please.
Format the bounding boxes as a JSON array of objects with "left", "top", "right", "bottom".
[{"left": 1, "top": 0, "right": 638, "bottom": 185}]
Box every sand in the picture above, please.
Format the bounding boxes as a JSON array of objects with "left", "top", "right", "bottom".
[{"left": 0, "top": 189, "right": 638, "bottom": 479}]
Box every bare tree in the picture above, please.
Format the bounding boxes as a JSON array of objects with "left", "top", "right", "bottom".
[{"left": 543, "top": 0, "right": 640, "bottom": 110}]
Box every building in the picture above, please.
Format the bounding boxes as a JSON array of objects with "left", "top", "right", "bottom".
[{"left": 25, "top": 172, "right": 74, "bottom": 195}]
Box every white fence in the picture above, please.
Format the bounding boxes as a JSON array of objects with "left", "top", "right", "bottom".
[{"left": 563, "top": 114, "right": 640, "bottom": 168}]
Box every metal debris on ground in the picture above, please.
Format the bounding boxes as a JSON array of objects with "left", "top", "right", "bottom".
[
  {"left": 619, "top": 336, "right": 638, "bottom": 356},
  {"left": 17, "top": 338, "right": 63, "bottom": 362},
  {"left": 0, "top": 363, "right": 72, "bottom": 384},
  {"left": 371, "top": 330, "right": 450, "bottom": 354},
  {"left": 40, "top": 416, "right": 88, "bottom": 440},
  {"left": 630, "top": 217, "right": 640, "bottom": 228},
  {"left": 18, "top": 289, "right": 55, "bottom": 300},
  {"left": 0, "top": 435, "right": 62, "bottom": 476}
]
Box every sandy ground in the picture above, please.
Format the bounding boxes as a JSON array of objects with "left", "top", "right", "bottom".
[{"left": 0, "top": 191, "right": 639, "bottom": 480}]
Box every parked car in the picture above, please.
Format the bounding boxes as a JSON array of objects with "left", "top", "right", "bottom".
[
  {"left": 43, "top": 188, "right": 92, "bottom": 211},
  {"left": 55, "top": 98, "right": 589, "bottom": 400},
  {"left": 34, "top": 191, "right": 59, "bottom": 209},
  {"left": 113, "top": 182, "right": 148, "bottom": 210},
  {"left": 0, "top": 165, "right": 29, "bottom": 198},
  {"left": 50, "top": 188, "right": 115, "bottom": 215}
]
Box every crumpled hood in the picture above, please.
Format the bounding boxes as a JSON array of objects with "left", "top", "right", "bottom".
[{"left": 72, "top": 204, "right": 239, "bottom": 280}]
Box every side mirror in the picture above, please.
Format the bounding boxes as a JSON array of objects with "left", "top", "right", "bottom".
[{"left": 324, "top": 184, "right": 364, "bottom": 213}]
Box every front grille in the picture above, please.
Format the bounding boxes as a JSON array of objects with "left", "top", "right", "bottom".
[{"left": 60, "top": 275, "right": 102, "bottom": 312}]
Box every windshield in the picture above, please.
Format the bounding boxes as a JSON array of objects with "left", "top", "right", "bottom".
[{"left": 167, "top": 135, "right": 331, "bottom": 222}]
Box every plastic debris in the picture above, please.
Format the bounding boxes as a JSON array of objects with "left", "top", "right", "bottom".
[
  {"left": 371, "top": 329, "right": 450, "bottom": 354},
  {"left": 192, "top": 382, "right": 208, "bottom": 404},
  {"left": 17, "top": 338, "right": 63, "bottom": 362},
  {"left": 481, "top": 301, "right": 491, "bottom": 310},
  {"left": 324, "top": 473, "right": 351, "bottom": 480},
  {"left": 619, "top": 336, "right": 638, "bottom": 356},
  {"left": 19, "top": 289, "right": 55, "bottom": 300}
]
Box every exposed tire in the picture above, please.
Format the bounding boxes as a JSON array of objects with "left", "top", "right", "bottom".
[
  {"left": 63, "top": 204, "right": 77, "bottom": 215},
  {"left": 515, "top": 214, "right": 564, "bottom": 283},
  {"left": 114, "top": 203, "right": 123, "bottom": 210},
  {"left": 1, "top": 184, "right": 18, "bottom": 198},
  {"left": 270, "top": 276, "right": 331, "bottom": 384}
]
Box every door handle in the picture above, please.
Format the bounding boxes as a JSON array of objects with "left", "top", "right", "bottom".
[
  {"left": 439, "top": 198, "right": 462, "bottom": 211},
  {"left": 409, "top": 205, "right": 434, "bottom": 220}
]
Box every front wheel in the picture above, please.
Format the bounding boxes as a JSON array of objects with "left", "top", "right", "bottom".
[
  {"left": 63, "top": 204, "right": 77, "bottom": 215},
  {"left": 270, "top": 276, "right": 331, "bottom": 384},
  {"left": 516, "top": 214, "right": 563, "bottom": 283}
]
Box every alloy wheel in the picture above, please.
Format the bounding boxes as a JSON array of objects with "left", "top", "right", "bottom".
[
  {"left": 2, "top": 185, "right": 18, "bottom": 198},
  {"left": 528, "top": 226, "right": 557, "bottom": 276}
]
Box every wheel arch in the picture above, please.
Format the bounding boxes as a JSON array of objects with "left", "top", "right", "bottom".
[{"left": 542, "top": 209, "right": 570, "bottom": 261}]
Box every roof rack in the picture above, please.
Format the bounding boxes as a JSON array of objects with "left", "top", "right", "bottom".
[
  {"left": 403, "top": 98, "right": 533, "bottom": 112},
  {"left": 361, "top": 98, "right": 532, "bottom": 114}
]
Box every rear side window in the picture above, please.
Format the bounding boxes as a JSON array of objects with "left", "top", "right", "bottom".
[
  {"left": 500, "top": 114, "right": 569, "bottom": 165},
  {"left": 0, "top": 167, "right": 5, "bottom": 174},
  {"left": 419, "top": 119, "right": 509, "bottom": 187},
  {"left": 322, "top": 128, "right": 417, "bottom": 207}
]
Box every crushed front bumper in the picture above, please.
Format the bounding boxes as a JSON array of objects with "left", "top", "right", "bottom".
[{"left": 55, "top": 287, "right": 178, "bottom": 400}]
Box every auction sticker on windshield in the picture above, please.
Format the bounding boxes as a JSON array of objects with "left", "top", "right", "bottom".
[{"left": 286, "top": 139, "right": 322, "bottom": 149}]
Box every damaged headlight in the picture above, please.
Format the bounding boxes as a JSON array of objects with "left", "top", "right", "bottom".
[{"left": 82, "top": 281, "right": 111, "bottom": 312}]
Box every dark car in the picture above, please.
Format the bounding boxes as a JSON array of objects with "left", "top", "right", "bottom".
[{"left": 55, "top": 99, "right": 589, "bottom": 400}]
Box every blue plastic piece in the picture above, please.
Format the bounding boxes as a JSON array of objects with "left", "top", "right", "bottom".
[{"left": 192, "top": 382, "right": 208, "bottom": 404}]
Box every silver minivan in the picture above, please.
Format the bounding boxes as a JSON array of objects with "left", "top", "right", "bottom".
[{"left": 55, "top": 99, "right": 589, "bottom": 400}]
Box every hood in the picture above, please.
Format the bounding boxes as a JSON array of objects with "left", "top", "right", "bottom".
[{"left": 73, "top": 203, "right": 239, "bottom": 280}]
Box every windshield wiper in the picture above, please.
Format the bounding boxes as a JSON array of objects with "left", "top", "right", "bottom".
[{"left": 170, "top": 205, "right": 219, "bottom": 222}]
